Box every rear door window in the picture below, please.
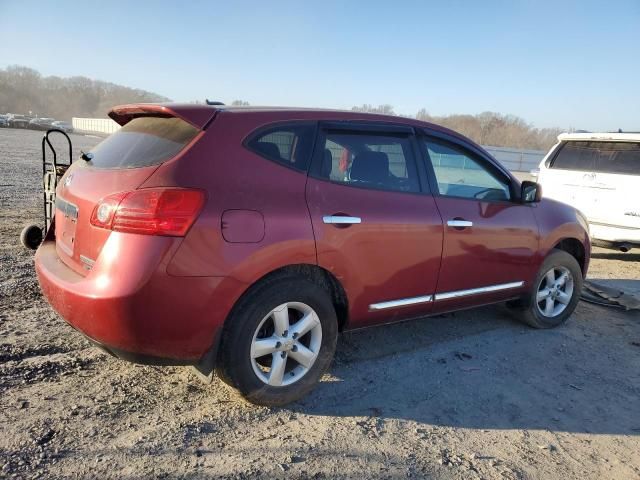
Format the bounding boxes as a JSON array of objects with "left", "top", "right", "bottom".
[
  {"left": 87, "top": 116, "right": 200, "bottom": 169},
  {"left": 317, "top": 131, "right": 420, "bottom": 193}
]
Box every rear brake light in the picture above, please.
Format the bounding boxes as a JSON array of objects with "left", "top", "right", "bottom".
[
  {"left": 90, "top": 188, "right": 205, "bottom": 236},
  {"left": 90, "top": 192, "right": 127, "bottom": 230}
]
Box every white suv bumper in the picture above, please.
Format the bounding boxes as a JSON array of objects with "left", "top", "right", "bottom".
[{"left": 590, "top": 222, "right": 640, "bottom": 244}]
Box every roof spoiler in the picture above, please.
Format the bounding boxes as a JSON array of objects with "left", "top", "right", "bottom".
[{"left": 108, "top": 103, "right": 218, "bottom": 129}]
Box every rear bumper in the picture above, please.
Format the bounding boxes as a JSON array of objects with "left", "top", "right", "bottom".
[
  {"left": 592, "top": 239, "right": 640, "bottom": 252},
  {"left": 88, "top": 339, "right": 195, "bottom": 366},
  {"left": 35, "top": 234, "right": 242, "bottom": 362},
  {"left": 589, "top": 222, "right": 640, "bottom": 244}
]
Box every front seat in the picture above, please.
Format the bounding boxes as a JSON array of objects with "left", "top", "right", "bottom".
[
  {"left": 350, "top": 151, "right": 390, "bottom": 185},
  {"left": 321, "top": 148, "right": 333, "bottom": 178}
]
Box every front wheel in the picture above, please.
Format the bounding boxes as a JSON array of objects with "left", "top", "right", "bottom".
[
  {"left": 217, "top": 276, "right": 338, "bottom": 406},
  {"left": 512, "top": 249, "right": 583, "bottom": 328}
]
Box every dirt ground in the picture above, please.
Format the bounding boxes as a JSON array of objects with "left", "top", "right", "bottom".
[{"left": 1, "top": 128, "right": 639, "bottom": 479}]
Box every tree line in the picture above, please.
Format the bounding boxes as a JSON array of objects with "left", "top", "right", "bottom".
[
  {"left": 352, "top": 104, "right": 563, "bottom": 151},
  {"left": 0, "top": 65, "right": 169, "bottom": 121},
  {"left": 0, "top": 65, "right": 563, "bottom": 150}
]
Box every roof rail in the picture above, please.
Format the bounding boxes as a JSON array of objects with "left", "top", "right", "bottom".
[{"left": 205, "top": 99, "right": 225, "bottom": 106}]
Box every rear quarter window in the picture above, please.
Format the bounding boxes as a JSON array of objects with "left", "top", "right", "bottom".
[
  {"left": 87, "top": 116, "right": 199, "bottom": 169},
  {"left": 245, "top": 123, "right": 316, "bottom": 172}
]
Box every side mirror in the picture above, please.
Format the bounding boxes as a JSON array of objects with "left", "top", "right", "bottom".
[{"left": 521, "top": 181, "right": 542, "bottom": 203}]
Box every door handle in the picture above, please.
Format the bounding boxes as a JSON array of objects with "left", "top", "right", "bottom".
[
  {"left": 323, "top": 215, "right": 362, "bottom": 225},
  {"left": 447, "top": 219, "right": 473, "bottom": 228}
]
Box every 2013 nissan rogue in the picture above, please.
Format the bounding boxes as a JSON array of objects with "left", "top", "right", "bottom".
[{"left": 35, "top": 103, "right": 591, "bottom": 406}]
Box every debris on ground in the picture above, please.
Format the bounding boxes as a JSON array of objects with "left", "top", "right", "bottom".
[{"left": 581, "top": 281, "right": 640, "bottom": 310}]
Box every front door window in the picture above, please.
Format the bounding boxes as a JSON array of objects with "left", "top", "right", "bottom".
[{"left": 424, "top": 139, "right": 511, "bottom": 202}]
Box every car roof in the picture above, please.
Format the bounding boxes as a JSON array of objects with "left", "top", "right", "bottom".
[
  {"left": 109, "top": 102, "right": 479, "bottom": 148},
  {"left": 558, "top": 132, "right": 640, "bottom": 142}
]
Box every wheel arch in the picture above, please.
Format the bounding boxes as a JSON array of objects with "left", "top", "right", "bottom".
[
  {"left": 195, "top": 264, "right": 349, "bottom": 380},
  {"left": 552, "top": 238, "right": 587, "bottom": 275},
  {"left": 237, "top": 264, "right": 350, "bottom": 331}
]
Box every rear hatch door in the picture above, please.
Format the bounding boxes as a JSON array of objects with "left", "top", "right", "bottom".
[
  {"left": 55, "top": 107, "right": 210, "bottom": 275},
  {"left": 588, "top": 141, "right": 640, "bottom": 229},
  {"left": 540, "top": 140, "right": 598, "bottom": 217}
]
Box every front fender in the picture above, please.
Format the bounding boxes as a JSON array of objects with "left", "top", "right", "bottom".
[{"left": 532, "top": 198, "right": 591, "bottom": 276}]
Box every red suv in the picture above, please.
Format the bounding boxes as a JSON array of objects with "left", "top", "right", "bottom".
[{"left": 36, "top": 103, "right": 590, "bottom": 405}]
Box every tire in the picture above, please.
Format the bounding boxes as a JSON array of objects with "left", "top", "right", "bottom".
[
  {"left": 512, "top": 249, "right": 583, "bottom": 329},
  {"left": 20, "top": 224, "right": 43, "bottom": 250},
  {"left": 216, "top": 275, "right": 338, "bottom": 406}
]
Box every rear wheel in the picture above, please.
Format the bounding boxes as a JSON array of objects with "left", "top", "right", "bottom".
[
  {"left": 511, "top": 249, "right": 583, "bottom": 328},
  {"left": 217, "top": 276, "right": 338, "bottom": 406},
  {"left": 20, "top": 224, "right": 43, "bottom": 250}
]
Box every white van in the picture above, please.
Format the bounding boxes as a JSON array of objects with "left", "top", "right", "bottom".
[{"left": 537, "top": 132, "right": 640, "bottom": 252}]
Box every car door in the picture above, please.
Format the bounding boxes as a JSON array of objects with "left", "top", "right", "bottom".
[
  {"left": 305, "top": 122, "right": 443, "bottom": 328},
  {"left": 419, "top": 132, "right": 539, "bottom": 312}
]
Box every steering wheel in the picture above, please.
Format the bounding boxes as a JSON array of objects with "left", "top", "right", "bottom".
[
  {"left": 473, "top": 188, "right": 508, "bottom": 201},
  {"left": 473, "top": 188, "right": 494, "bottom": 199}
]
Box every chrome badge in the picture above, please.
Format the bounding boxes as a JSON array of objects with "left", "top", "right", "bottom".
[{"left": 64, "top": 173, "right": 73, "bottom": 188}]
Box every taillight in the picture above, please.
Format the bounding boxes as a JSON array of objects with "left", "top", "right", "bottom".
[
  {"left": 90, "top": 192, "right": 127, "bottom": 230},
  {"left": 90, "top": 188, "right": 205, "bottom": 236}
]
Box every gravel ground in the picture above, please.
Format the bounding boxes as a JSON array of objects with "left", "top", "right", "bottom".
[{"left": 0, "top": 128, "right": 639, "bottom": 479}]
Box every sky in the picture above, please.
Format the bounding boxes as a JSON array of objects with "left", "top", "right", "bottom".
[{"left": 1, "top": 0, "right": 638, "bottom": 131}]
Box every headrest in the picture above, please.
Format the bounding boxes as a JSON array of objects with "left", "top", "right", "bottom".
[
  {"left": 255, "top": 141, "right": 282, "bottom": 160},
  {"left": 322, "top": 149, "right": 333, "bottom": 177},
  {"left": 350, "top": 151, "right": 389, "bottom": 184}
]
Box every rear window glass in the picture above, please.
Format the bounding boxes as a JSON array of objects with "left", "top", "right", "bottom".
[
  {"left": 551, "top": 141, "right": 640, "bottom": 175},
  {"left": 87, "top": 116, "right": 199, "bottom": 169}
]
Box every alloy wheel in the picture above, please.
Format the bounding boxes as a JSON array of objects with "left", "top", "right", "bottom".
[
  {"left": 250, "top": 302, "right": 322, "bottom": 387},
  {"left": 536, "top": 266, "right": 574, "bottom": 317}
]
